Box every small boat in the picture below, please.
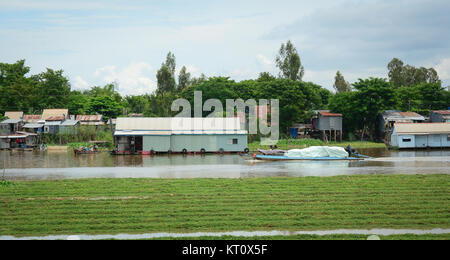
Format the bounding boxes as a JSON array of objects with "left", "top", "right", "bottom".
[
  {"left": 73, "top": 148, "right": 100, "bottom": 155},
  {"left": 252, "top": 154, "right": 367, "bottom": 161},
  {"left": 257, "top": 149, "right": 286, "bottom": 155}
]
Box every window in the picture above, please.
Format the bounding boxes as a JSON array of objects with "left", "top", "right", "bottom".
[
  {"left": 232, "top": 138, "right": 238, "bottom": 144},
  {"left": 447, "top": 135, "right": 450, "bottom": 141},
  {"left": 402, "top": 138, "right": 412, "bottom": 142}
]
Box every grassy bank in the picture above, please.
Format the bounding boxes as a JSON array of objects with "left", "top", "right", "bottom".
[
  {"left": 146, "top": 234, "right": 450, "bottom": 240},
  {"left": 1, "top": 174, "right": 448, "bottom": 237},
  {"left": 249, "top": 139, "right": 386, "bottom": 151}
]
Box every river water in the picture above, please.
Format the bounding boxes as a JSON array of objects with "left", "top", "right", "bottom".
[{"left": 1, "top": 148, "right": 449, "bottom": 180}]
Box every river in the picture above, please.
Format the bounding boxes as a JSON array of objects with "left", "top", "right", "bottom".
[{"left": 1, "top": 148, "right": 449, "bottom": 180}]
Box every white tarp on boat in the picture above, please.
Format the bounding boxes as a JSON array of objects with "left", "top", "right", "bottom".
[{"left": 285, "top": 146, "right": 348, "bottom": 158}]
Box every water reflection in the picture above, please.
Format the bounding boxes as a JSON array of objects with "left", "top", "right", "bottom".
[{"left": 1, "top": 148, "right": 449, "bottom": 180}]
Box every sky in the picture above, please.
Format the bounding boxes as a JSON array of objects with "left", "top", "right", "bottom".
[{"left": 1, "top": 0, "right": 449, "bottom": 96}]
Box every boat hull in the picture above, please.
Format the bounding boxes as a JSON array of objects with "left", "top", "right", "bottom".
[{"left": 253, "top": 154, "right": 364, "bottom": 161}]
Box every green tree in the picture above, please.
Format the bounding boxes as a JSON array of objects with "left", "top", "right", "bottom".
[
  {"left": 257, "top": 72, "right": 276, "bottom": 82},
  {"left": 387, "top": 58, "right": 440, "bottom": 87},
  {"left": 86, "top": 96, "right": 122, "bottom": 121},
  {"left": 35, "top": 68, "right": 71, "bottom": 109},
  {"left": 275, "top": 40, "right": 304, "bottom": 81},
  {"left": 177, "top": 66, "right": 191, "bottom": 91},
  {"left": 67, "top": 90, "right": 89, "bottom": 115},
  {"left": 333, "top": 71, "right": 351, "bottom": 93}
]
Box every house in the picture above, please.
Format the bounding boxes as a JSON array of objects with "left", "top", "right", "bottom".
[
  {"left": 113, "top": 117, "right": 248, "bottom": 154},
  {"left": 430, "top": 110, "right": 450, "bottom": 123},
  {"left": 0, "top": 132, "right": 38, "bottom": 149},
  {"left": 4, "top": 111, "right": 24, "bottom": 120},
  {"left": 390, "top": 123, "right": 450, "bottom": 149},
  {"left": 378, "top": 111, "right": 425, "bottom": 134},
  {"left": 23, "top": 123, "right": 44, "bottom": 134},
  {"left": 76, "top": 115, "right": 105, "bottom": 126},
  {"left": 41, "top": 109, "right": 69, "bottom": 121},
  {"left": 311, "top": 110, "right": 343, "bottom": 141},
  {"left": 0, "top": 119, "right": 24, "bottom": 134}
]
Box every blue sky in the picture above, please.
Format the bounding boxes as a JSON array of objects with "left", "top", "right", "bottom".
[{"left": 1, "top": 0, "right": 449, "bottom": 95}]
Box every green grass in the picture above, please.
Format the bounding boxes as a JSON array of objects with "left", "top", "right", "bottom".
[
  {"left": 0, "top": 175, "right": 448, "bottom": 237},
  {"left": 249, "top": 139, "right": 386, "bottom": 151},
  {"left": 144, "top": 234, "right": 450, "bottom": 240}
]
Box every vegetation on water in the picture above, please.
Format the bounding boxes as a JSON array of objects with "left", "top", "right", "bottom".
[
  {"left": 1, "top": 42, "right": 448, "bottom": 140},
  {"left": 249, "top": 138, "right": 386, "bottom": 151},
  {"left": 41, "top": 126, "right": 113, "bottom": 148},
  {"left": 0, "top": 175, "right": 448, "bottom": 237}
]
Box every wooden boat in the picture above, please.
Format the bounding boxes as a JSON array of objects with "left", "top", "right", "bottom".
[
  {"left": 73, "top": 148, "right": 101, "bottom": 155},
  {"left": 252, "top": 154, "right": 367, "bottom": 161}
]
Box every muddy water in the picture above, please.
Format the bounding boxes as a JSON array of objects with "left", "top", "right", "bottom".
[{"left": 1, "top": 148, "right": 449, "bottom": 180}]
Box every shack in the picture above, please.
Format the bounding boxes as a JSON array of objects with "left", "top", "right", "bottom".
[
  {"left": 311, "top": 110, "right": 342, "bottom": 142},
  {"left": 377, "top": 110, "right": 426, "bottom": 143},
  {"left": 23, "top": 123, "right": 44, "bottom": 134},
  {"left": 390, "top": 123, "right": 450, "bottom": 149},
  {"left": 0, "top": 119, "right": 24, "bottom": 134},
  {"left": 43, "top": 116, "right": 65, "bottom": 134},
  {"left": 0, "top": 132, "right": 38, "bottom": 149},
  {"left": 114, "top": 117, "right": 248, "bottom": 154},
  {"left": 430, "top": 110, "right": 450, "bottom": 123}
]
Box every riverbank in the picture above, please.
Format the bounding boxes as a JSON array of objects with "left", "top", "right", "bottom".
[
  {"left": 249, "top": 139, "right": 386, "bottom": 152},
  {"left": 1, "top": 174, "right": 448, "bottom": 238}
]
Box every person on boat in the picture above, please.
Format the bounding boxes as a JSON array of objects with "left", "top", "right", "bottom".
[{"left": 346, "top": 144, "right": 352, "bottom": 156}]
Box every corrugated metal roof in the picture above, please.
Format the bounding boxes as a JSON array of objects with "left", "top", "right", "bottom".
[
  {"left": 23, "top": 115, "right": 42, "bottom": 123},
  {"left": 4, "top": 111, "right": 23, "bottom": 120},
  {"left": 433, "top": 110, "right": 450, "bottom": 115},
  {"left": 383, "top": 111, "right": 425, "bottom": 121},
  {"left": 80, "top": 121, "right": 105, "bottom": 126},
  {"left": 319, "top": 111, "right": 342, "bottom": 117},
  {"left": 23, "top": 123, "right": 44, "bottom": 128},
  {"left": 46, "top": 116, "right": 66, "bottom": 121},
  {"left": 115, "top": 117, "right": 246, "bottom": 135},
  {"left": 1, "top": 119, "right": 22, "bottom": 124},
  {"left": 76, "top": 115, "right": 103, "bottom": 121},
  {"left": 61, "top": 120, "right": 79, "bottom": 126},
  {"left": 395, "top": 123, "right": 450, "bottom": 134},
  {"left": 42, "top": 109, "right": 69, "bottom": 120}
]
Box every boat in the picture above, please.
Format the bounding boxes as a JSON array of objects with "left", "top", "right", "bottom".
[
  {"left": 252, "top": 154, "right": 367, "bottom": 161},
  {"left": 73, "top": 148, "right": 101, "bottom": 155},
  {"left": 257, "top": 149, "right": 286, "bottom": 155}
]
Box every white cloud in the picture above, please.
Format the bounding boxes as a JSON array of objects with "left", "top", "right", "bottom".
[
  {"left": 256, "top": 54, "right": 275, "bottom": 73},
  {"left": 94, "top": 62, "right": 156, "bottom": 95},
  {"left": 72, "top": 76, "right": 89, "bottom": 90},
  {"left": 435, "top": 58, "right": 450, "bottom": 80}
]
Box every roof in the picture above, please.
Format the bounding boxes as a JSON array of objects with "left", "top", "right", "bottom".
[
  {"left": 80, "top": 121, "right": 105, "bottom": 126},
  {"left": 319, "top": 111, "right": 342, "bottom": 117},
  {"left": 432, "top": 110, "right": 450, "bottom": 115},
  {"left": 382, "top": 110, "right": 425, "bottom": 121},
  {"left": 394, "top": 123, "right": 450, "bottom": 135},
  {"left": 41, "top": 109, "right": 69, "bottom": 120},
  {"left": 0, "top": 119, "right": 23, "bottom": 124},
  {"left": 115, "top": 117, "right": 247, "bottom": 136},
  {"left": 46, "top": 116, "right": 66, "bottom": 121},
  {"left": 0, "top": 131, "right": 37, "bottom": 138},
  {"left": 23, "top": 123, "right": 44, "bottom": 128},
  {"left": 4, "top": 111, "right": 23, "bottom": 120},
  {"left": 23, "top": 115, "right": 42, "bottom": 123},
  {"left": 61, "top": 120, "right": 79, "bottom": 126},
  {"left": 44, "top": 121, "right": 61, "bottom": 126},
  {"left": 76, "top": 115, "right": 103, "bottom": 121}
]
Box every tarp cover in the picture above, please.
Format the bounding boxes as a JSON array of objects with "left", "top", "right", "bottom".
[{"left": 285, "top": 146, "right": 348, "bottom": 158}]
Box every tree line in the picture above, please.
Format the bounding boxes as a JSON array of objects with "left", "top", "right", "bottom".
[{"left": 1, "top": 40, "right": 449, "bottom": 140}]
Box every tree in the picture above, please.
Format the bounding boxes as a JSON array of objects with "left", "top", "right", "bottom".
[
  {"left": 35, "top": 68, "right": 71, "bottom": 110},
  {"left": 86, "top": 96, "right": 122, "bottom": 121},
  {"left": 156, "top": 52, "right": 177, "bottom": 95},
  {"left": 257, "top": 72, "right": 276, "bottom": 82},
  {"left": 330, "top": 78, "right": 398, "bottom": 140},
  {"left": 333, "top": 71, "right": 351, "bottom": 93},
  {"left": 177, "top": 66, "right": 191, "bottom": 91},
  {"left": 387, "top": 58, "right": 440, "bottom": 87},
  {"left": 275, "top": 40, "right": 304, "bottom": 81}
]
